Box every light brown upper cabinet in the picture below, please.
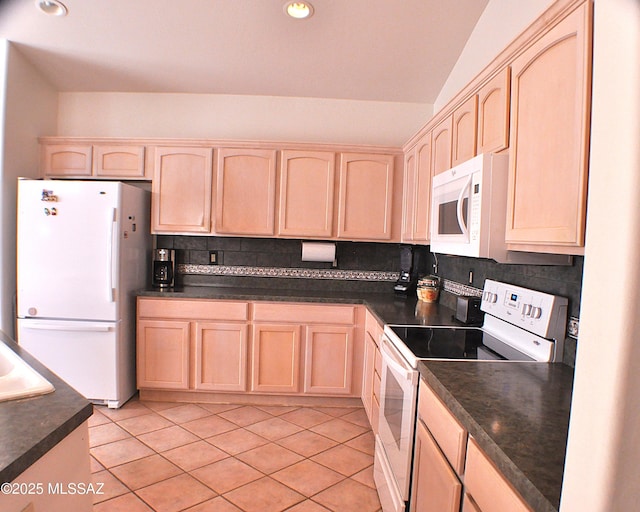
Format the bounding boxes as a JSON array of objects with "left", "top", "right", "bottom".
[
  {"left": 151, "top": 146, "right": 214, "bottom": 234},
  {"left": 337, "top": 152, "right": 395, "bottom": 240},
  {"left": 42, "top": 143, "right": 147, "bottom": 179},
  {"left": 506, "top": 3, "right": 591, "bottom": 252},
  {"left": 402, "top": 132, "right": 432, "bottom": 243},
  {"left": 277, "top": 150, "right": 336, "bottom": 238},
  {"left": 215, "top": 148, "right": 278, "bottom": 236},
  {"left": 452, "top": 95, "right": 478, "bottom": 166},
  {"left": 477, "top": 67, "right": 511, "bottom": 154},
  {"left": 93, "top": 145, "right": 146, "bottom": 178},
  {"left": 431, "top": 116, "right": 453, "bottom": 175},
  {"left": 42, "top": 144, "right": 92, "bottom": 177}
]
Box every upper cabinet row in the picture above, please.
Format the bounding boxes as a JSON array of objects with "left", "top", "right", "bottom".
[
  {"left": 151, "top": 147, "right": 399, "bottom": 241},
  {"left": 403, "top": 0, "right": 591, "bottom": 254}
]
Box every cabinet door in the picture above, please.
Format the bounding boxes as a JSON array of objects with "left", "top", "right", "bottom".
[
  {"left": 137, "top": 319, "right": 190, "bottom": 390},
  {"left": 278, "top": 150, "right": 335, "bottom": 238},
  {"left": 215, "top": 148, "right": 277, "bottom": 235},
  {"left": 465, "top": 437, "right": 532, "bottom": 512},
  {"left": 337, "top": 153, "right": 395, "bottom": 240},
  {"left": 361, "top": 325, "right": 377, "bottom": 422},
  {"left": 403, "top": 133, "right": 432, "bottom": 242},
  {"left": 151, "top": 147, "right": 213, "bottom": 233},
  {"left": 410, "top": 421, "right": 462, "bottom": 512},
  {"left": 431, "top": 116, "right": 453, "bottom": 175},
  {"left": 42, "top": 144, "right": 92, "bottom": 177},
  {"left": 195, "top": 322, "right": 248, "bottom": 392},
  {"left": 402, "top": 148, "right": 417, "bottom": 242},
  {"left": 477, "top": 67, "right": 511, "bottom": 154},
  {"left": 506, "top": 4, "right": 591, "bottom": 249},
  {"left": 452, "top": 95, "right": 478, "bottom": 166},
  {"left": 304, "top": 325, "right": 354, "bottom": 395},
  {"left": 93, "top": 145, "right": 147, "bottom": 179},
  {"left": 251, "top": 324, "right": 301, "bottom": 393}
]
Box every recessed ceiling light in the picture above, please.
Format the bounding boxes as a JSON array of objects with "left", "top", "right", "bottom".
[
  {"left": 284, "top": 2, "right": 314, "bottom": 20},
  {"left": 35, "top": 0, "right": 68, "bottom": 17}
]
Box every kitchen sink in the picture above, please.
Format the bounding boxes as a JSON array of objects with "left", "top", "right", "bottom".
[{"left": 0, "top": 340, "right": 54, "bottom": 402}]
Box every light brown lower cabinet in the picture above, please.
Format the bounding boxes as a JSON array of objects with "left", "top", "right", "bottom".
[
  {"left": 413, "top": 378, "right": 534, "bottom": 512},
  {"left": 362, "top": 309, "right": 383, "bottom": 433},
  {"left": 250, "top": 323, "right": 301, "bottom": 393},
  {"left": 195, "top": 322, "right": 249, "bottom": 392},
  {"left": 411, "top": 420, "right": 462, "bottom": 512},
  {"left": 464, "top": 437, "right": 533, "bottom": 512},
  {"left": 137, "top": 298, "right": 363, "bottom": 399},
  {"left": 304, "top": 325, "right": 354, "bottom": 395},
  {"left": 137, "top": 319, "right": 190, "bottom": 390}
]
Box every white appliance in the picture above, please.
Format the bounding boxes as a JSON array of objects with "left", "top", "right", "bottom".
[
  {"left": 373, "top": 279, "right": 568, "bottom": 512},
  {"left": 16, "top": 179, "right": 151, "bottom": 408},
  {"left": 430, "top": 153, "right": 509, "bottom": 262}
]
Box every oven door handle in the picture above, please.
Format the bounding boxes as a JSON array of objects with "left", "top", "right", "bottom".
[
  {"left": 380, "top": 338, "right": 414, "bottom": 381},
  {"left": 456, "top": 175, "right": 472, "bottom": 236}
]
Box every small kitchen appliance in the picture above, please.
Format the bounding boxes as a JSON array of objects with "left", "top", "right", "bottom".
[
  {"left": 394, "top": 246, "right": 420, "bottom": 295},
  {"left": 455, "top": 295, "right": 483, "bottom": 324},
  {"left": 152, "top": 248, "right": 175, "bottom": 288},
  {"left": 430, "top": 153, "right": 509, "bottom": 262},
  {"left": 374, "top": 279, "right": 568, "bottom": 512}
]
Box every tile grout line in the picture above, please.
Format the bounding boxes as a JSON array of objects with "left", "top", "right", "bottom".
[{"left": 90, "top": 400, "right": 378, "bottom": 512}]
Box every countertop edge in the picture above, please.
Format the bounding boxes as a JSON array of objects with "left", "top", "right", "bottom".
[{"left": 0, "top": 336, "right": 94, "bottom": 484}]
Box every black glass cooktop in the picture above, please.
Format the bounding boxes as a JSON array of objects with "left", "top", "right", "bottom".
[{"left": 388, "top": 326, "right": 534, "bottom": 361}]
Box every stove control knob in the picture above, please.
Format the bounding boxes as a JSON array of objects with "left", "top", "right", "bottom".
[
  {"left": 522, "top": 304, "right": 532, "bottom": 316},
  {"left": 483, "top": 291, "right": 497, "bottom": 303},
  {"left": 531, "top": 307, "right": 543, "bottom": 319}
]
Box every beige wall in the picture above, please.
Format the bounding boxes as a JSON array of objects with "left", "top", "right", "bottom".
[
  {"left": 0, "top": 41, "right": 57, "bottom": 336},
  {"left": 434, "top": 0, "right": 554, "bottom": 111},
  {"left": 56, "top": 92, "right": 432, "bottom": 147},
  {"left": 560, "top": 0, "right": 640, "bottom": 509}
]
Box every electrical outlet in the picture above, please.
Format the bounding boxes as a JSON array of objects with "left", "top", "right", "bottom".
[
  {"left": 567, "top": 317, "right": 579, "bottom": 338},
  {"left": 209, "top": 251, "right": 221, "bottom": 265}
]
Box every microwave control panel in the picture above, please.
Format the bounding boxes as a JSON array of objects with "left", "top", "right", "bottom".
[{"left": 481, "top": 279, "right": 568, "bottom": 340}]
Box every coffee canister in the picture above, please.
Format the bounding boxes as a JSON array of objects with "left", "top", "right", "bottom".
[{"left": 416, "top": 275, "right": 440, "bottom": 303}]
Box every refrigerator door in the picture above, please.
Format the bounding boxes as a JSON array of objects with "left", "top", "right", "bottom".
[
  {"left": 16, "top": 318, "right": 129, "bottom": 407},
  {"left": 17, "top": 180, "right": 121, "bottom": 322}
]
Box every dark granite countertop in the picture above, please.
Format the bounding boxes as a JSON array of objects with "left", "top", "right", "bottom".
[
  {"left": 0, "top": 331, "right": 93, "bottom": 484},
  {"left": 418, "top": 361, "right": 574, "bottom": 512},
  {"left": 137, "top": 285, "right": 461, "bottom": 327}
]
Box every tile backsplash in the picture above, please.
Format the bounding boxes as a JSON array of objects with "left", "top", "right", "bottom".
[{"left": 155, "top": 236, "right": 582, "bottom": 365}]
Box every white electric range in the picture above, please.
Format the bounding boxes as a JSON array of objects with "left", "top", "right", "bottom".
[{"left": 373, "top": 279, "right": 569, "bottom": 512}]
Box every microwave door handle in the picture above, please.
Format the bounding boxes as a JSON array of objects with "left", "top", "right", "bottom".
[{"left": 456, "top": 175, "right": 473, "bottom": 236}]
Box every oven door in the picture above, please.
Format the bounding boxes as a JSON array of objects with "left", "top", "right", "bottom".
[{"left": 375, "top": 333, "right": 419, "bottom": 507}]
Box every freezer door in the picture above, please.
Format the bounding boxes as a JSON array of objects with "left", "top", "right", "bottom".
[
  {"left": 17, "top": 180, "right": 121, "bottom": 321},
  {"left": 17, "top": 319, "right": 124, "bottom": 405}
]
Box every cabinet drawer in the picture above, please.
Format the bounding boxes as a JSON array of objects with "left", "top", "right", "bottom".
[
  {"left": 138, "top": 298, "right": 249, "bottom": 321},
  {"left": 252, "top": 302, "right": 355, "bottom": 324},
  {"left": 418, "top": 380, "right": 467, "bottom": 476},
  {"left": 465, "top": 437, "right": 532, "bottom": 512}
]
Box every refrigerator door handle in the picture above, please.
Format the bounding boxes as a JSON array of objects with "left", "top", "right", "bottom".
[
  {"left": 108, "top": 208, "right": 117, "bottom": 302},
  {"left": 21, "top": 322, "right": 114, "bottom": 333}
]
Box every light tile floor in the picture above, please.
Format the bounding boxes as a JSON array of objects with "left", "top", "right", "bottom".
[{"left": 90, "top": 397, "right": 382, "bottom": 512}]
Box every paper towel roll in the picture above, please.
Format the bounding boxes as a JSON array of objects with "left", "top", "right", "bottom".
[{"left": 301, "top": 242, "right": 336, "bottom": 263}]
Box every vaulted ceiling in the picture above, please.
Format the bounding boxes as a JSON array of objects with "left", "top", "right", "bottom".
[{"left": 0, "top": 0, "right": 489, "bottom": 103}]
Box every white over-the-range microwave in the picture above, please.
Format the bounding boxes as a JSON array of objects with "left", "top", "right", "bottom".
[{"left": 430, "top": 153, "right": 510, "bottom": 262}]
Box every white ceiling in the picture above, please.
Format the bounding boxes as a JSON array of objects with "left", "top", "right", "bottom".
[{"left": 0, "top": 0, "right": 489, "bottom": 103}]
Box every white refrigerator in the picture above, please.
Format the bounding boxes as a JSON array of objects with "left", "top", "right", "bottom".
[{"left": 16, "top": 179, "right": 151, "bottom": 408}]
